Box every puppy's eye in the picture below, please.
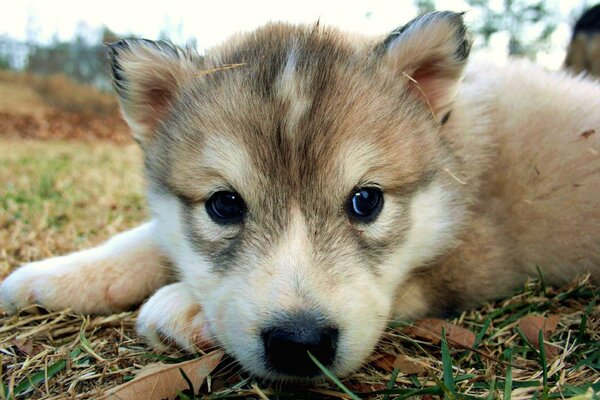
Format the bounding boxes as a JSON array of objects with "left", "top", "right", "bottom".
[
  {"left": 206, "top": 191, "right": 246, "bottom": 224},
  {"left": 347, "top": 187, "right": 384, "bottom": 223}
]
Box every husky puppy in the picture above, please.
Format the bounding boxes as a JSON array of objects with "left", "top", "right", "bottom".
[{"left": 2, "top": 11, "right": 600, "bottom": 379}]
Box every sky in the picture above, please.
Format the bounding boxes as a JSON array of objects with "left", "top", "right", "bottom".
[{"left": 0, "top": 0, "right": 591, "bottom": 69}]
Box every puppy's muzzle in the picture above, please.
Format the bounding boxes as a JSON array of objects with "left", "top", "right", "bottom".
[{"left": 261, "top": 311, "right": 339, "bottom": 377}]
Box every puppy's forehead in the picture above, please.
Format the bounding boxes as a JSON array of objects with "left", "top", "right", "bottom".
[{"left": 165, "top": 23, "right": 434, "bottom": 200}]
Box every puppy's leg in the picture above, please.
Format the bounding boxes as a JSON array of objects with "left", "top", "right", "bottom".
[
  {"left": 137, "top": 283, "right": 214, "bottom": 352},
  {"left": 0, "top": 221, "right": 171, "bottom": 315}
]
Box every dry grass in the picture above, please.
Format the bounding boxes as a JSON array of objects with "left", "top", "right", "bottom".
[
  {"left": 0, "top": 71, "right": 118, "bottom": 116},
  {"left": 30, "top": 75, "right": 117, "bottom": 116},
  {"left": 0, "top": 139, "right": 599, "bottom": 399},
  {"left": 0, "top": 72, "right": 130, "bottom": 143}
]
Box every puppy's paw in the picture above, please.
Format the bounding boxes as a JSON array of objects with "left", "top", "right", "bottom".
[
  {"left": 1, "top": 249, "right": 169, "bottom": 315},
  {"left": 137, "top": 283, "right": 214, "bottom": 352},
  {"left": 0, "top": 256, "right": 120, "bottom": 314},
  {"left": 0, "top": 261, "right": 48, "bottom": 314}
]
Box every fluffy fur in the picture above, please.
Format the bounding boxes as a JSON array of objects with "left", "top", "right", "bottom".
[{"left": 2, "top": 11, "right": 599, "bottom": 379}]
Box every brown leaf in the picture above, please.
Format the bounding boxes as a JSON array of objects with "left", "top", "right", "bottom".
[
  {"left": 10, "top": 338, "right": 42, "bottom": 356},
  {"left": 345, "top": 382, "right": 386, "bottom": 393},
  {"left": 580, "top": 129, "right": 596, "bottom": 139},
  {"left": 371, "top": 353, "right": 397, "bottom": 372},
  {"left": 100, "top": 350, "right": 223, "bottom": 400},
  {"left": 518, "top": 315, "right": 561, "bottom": 359},
  {"left": 404, "top": 318, "right": 476, "bottom": 348},
  {"left": 11, "top": 339, "right": 34, "bottom": 355},
  {"left": 393, "top": 355, "right": 427, "bottom": 375}
]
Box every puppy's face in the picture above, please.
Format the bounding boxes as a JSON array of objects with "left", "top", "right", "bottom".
[{"left": 109, "top": 12, "right": 471, "bottom": 379}]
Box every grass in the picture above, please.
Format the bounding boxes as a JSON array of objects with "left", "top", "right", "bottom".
[
  {"left": 0, "top": 139, "right": 599, "bottom": 399},
  {"left": 0, "top": 71, "right": 118, "bottom": 116},
  {"left": 0, "top": 71, "right": 131, "bottom": 143}
]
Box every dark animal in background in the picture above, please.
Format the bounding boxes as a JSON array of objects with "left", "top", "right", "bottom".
[{"left": 565, "top": 3, "right": 600, "bottom": 76}]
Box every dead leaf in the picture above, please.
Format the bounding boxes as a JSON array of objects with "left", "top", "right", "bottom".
[
  {"left": 370, "top": 353, "right": 396, "bottom": 372},
  {"left": 580, "top": 129, "right": 596, "bottom": 139},
  {"left": 393, "top": 355, "right": 427, "bottom": 375},
  {"left": 404, "top": 318, "right": 476, "bottom": 348},
  {"left": 100, "top": 350, "right": 223, "bottom": 400},
  {"left": 345, "top": 381, "right": 387, "bottom": 393},
  {"left": 518, "top": 315, "right": 560, "bottom": 359},
  {"left": 10, "top": 338, "right": 43, "bottom": 356},
  {"left": 11, "top": 338, "right": 34, "bottom": 355}
]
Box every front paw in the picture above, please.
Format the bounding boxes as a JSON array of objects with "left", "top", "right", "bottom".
[
  {"left": 0, "top": 261, "right": 50, "bottom": 313},
  {"left": 0, "top": 251, "right": 164, "bottom": 315},
  {"left": 137, "top": 283, "right": 215, "bottom": 352}
]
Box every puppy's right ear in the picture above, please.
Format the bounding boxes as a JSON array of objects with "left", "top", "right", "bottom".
[{"left": 107, "top": 39, "right": 199, "bottom": 141}]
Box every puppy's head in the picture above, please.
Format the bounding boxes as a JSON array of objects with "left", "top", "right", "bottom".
[{"left": 108, "top": 12, "right": 471, "bottom": 379}]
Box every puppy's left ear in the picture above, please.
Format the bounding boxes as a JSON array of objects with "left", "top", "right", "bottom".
[{"left": 377, "top": 11, "right": 471, "bottom": 120}]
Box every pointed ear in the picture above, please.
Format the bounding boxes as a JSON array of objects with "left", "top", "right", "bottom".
[
  {"left": 107, "top": 39, "right": 200, "bottom": 141},
  {"left": 377, "top": 11, "right": 472, "bottom": 121}
]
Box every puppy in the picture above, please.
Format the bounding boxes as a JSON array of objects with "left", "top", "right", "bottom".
[{"left": 2, "top": 11, "right": 600, "bottom": 380}]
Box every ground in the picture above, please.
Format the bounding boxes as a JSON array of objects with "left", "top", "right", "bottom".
[{"left": 0, "top": 73, "right": 599, "bottom": 399}]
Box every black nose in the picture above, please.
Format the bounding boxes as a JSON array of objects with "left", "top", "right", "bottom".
[{"left": 261, "top": 312, "right": 339, "bottom": 377}]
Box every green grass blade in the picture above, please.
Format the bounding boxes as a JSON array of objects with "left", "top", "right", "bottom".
[
  {"left": 79, "top": 326, "right": 102, "bottom": 362},
  {"left": 179, "top": 367, "right": 195, "bottom": 396},
  {"left": 430, "top": 375, "right": 458, "bottom": 400},
  {"left": 578, "top": 299, "right": 595, "bottom": 344},
  {"left": 516, "top": 327, "right": 538, "bottom": 354},
  {"left": 176, "top": 391, "right": 193, "bottom": 400},
  {"left": 503, "top": 348, "right": 513, "bottom": 400},
  {"left": 577, "top": 313, "right": 589, "bottom": 344},
  {"left": 539, "top": 330, "right": 549, "bottom": 400},
  {"left": 0, "top": 353, "right": 7, "bottom": 400},
  {"left": 473, "top": 317, "right": 491, "bottom": 349},
  {"left": 382, "top": 368, "right": 400, "bottom": 400},
  {"left": 487, "top": 377, "right": 496, "bottom": 400},
  {"left": 441, "top": 327, "right": 457, "bottom": 397},
  {"left": 307, "top": 351, "right": 361, "bottom": 400},
  {"left": 535, "top": 265, "right": 547, "bottom": 294},
  {"left": 13, "top": 347, "right": 82, "bottom": 396},
  {"left": 455, "top": 374, "right": 477, "bottom": 382}
]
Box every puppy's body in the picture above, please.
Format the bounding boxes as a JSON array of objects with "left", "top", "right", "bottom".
[
  {"left": 400, "top": 59, "right": 600, "bottom": 317},
  {"left": 2, "top": 13, "right": 600, "bottom": 379}
]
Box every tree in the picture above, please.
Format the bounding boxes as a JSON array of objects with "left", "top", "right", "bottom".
[
  {"left": 465, "top": 0, "right": 558, "bottom": 58},
  {"left": 25, "top": 23, "right": 121, "bottom": 89}
]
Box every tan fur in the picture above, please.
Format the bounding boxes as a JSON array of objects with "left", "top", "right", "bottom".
[
  {"left": 391, "top": 59, "right": 600, "bottom": 316},
  {"left": 2, "top": 257, "right": 164, "bottom": 315},
  {"left": 137, "top": 283, "right": 213, "bottom": 351},
  {"left": 2, "top": 12, "right": 599, "bottom": 379},
  {"left": 1, "top": 222, "right": 171, "bottom": 315}
]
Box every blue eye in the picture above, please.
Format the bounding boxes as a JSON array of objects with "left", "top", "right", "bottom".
[
  {"left": 348, "top": 187, "right": 384, "bottom": 223},
  {"left": 206, "top": 191, "right": 246, "bottom": 224}
]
